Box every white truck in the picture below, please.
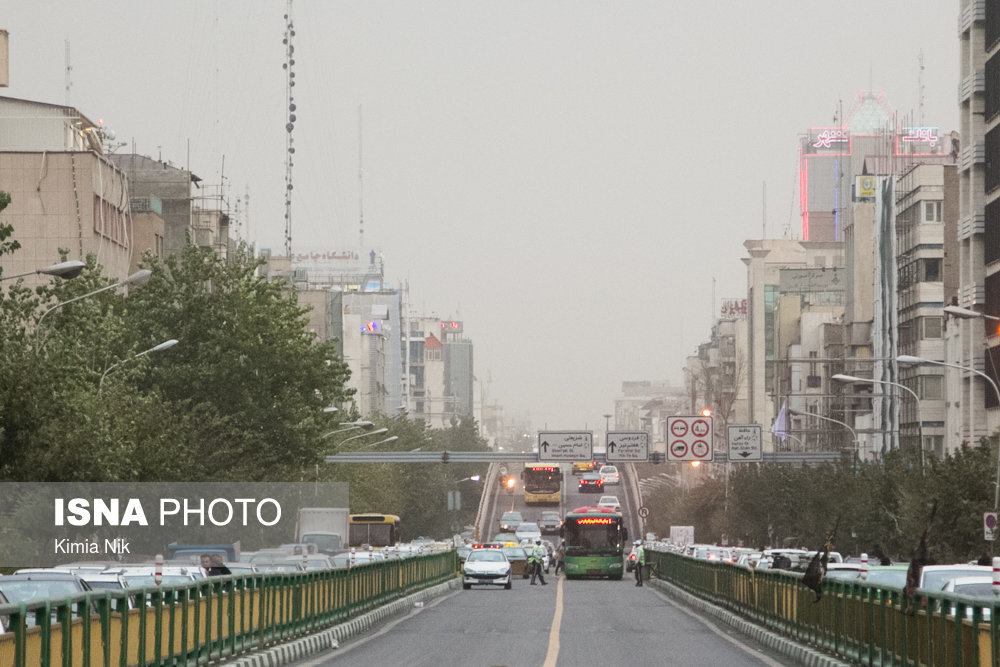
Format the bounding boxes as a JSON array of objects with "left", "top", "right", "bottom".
[
  {"left": 669, "top": 525, "right": 695, "bottom": 548},
  {"left": 295, "top": 507, "right": 349, "bottom": 555}
]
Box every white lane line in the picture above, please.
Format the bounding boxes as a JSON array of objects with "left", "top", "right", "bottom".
[{"left": 542, "top": 575, "right": 564, "bottom": 667}]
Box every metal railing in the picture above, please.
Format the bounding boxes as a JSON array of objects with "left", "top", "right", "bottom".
[
  {"left": 0, "top": 551, "right": 455, "bottom": 667},
  {"left": 648, "top": 549, "right": 1000, "bottom": 666}
]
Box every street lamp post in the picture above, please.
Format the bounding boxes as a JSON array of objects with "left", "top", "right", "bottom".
[
  {"left": 35, "top": 269, "right": 153, "bottom": 348},
  {"left": 897, "top": 355, "right": 1000, "bottom": 508},
  {"left": 1, "top": 260, "right": 86, "bottom": 282},
  {"left": 99, "top": 338, "right": 179, "bottom": 390},
  {"left": 333, "top": 427, "right": 388, "bottom": 449},
  {"left": 832, "top": 373, "right": 919, "bottom": 467},
  {"left": 789, "top": 406, "right": 859, "bottom": 459},
  {"left": 320, "top": 421, "right": 375, "bottom": 439}
]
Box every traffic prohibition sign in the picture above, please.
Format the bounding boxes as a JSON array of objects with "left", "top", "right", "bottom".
[
  {"left": 670, "top": 441, "right": 688, "bottom": 458},
  {"left": 638, "top": 506, "right": 649, "bottom": 518},
  {"left": 670, "top": 420, "right": 689, "bottom": 438},
  {"left": 692, "top": 419, "right": 710, "bottom": 437},
  {"left": 691, "top": 440, "right": 710, "bottom": 458}
]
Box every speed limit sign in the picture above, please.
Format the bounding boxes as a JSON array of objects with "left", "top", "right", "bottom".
[{"left": 638, "top": 506, "right": 649, "bottom": 518}]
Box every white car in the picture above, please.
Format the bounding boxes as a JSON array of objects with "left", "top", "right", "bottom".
[
  {"left": 598, "top": 465, "right": 620, "bottom": 485},
  {"left": 597, "top": 495, "right": 621, "bottom": 513},
  {"left": 462, "top": 548, "right": 512, "bottom": 590},
  {"left": 514, "top": 522, "right": 542, "bottom": 543}
]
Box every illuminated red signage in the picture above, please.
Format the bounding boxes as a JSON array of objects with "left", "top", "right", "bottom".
[{"left": 575, "top": 517, "right": 613, "bottom": 525}]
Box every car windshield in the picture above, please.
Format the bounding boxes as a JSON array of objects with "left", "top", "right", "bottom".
[
  {"left": 601, "top": 466, "right": 617, "bottom": 473},
  {"left": 0, "top": 579, "right": 83, "bottom": 603},
  {"left": 468, "top": 550, "right": 506, "bottom": 563},
  {"left": 541, "top": 512, "right": 560, "bottom": 520}
]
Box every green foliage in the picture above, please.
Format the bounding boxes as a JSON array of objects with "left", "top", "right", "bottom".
[{"left": 644, "top": 441, "right": 1000, "bottom": 562}]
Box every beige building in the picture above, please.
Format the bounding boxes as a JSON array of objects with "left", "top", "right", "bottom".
[{"left": 0, "top": 97, "right": 137, "bottom": 286}]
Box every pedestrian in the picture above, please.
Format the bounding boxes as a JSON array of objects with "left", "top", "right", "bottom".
[
  {"left": 206, "top": 553, "right": 231, "bottom": 576},
  {"left": 633, "top": 540, "right": 645, "bottom": 586},
  {"left": 554, "top": 540, "right": 566, "bottom": 575},
  {"left": 529, "top": 539, "right": 547, "bottom": 585}
]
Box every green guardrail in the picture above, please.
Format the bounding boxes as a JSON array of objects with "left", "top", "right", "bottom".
[
  {"left": 648, "top": 549, "right": 1000, "bottom": 667},
  {"left": 0, "top": 551, "right": 456, "bottom": 667}
]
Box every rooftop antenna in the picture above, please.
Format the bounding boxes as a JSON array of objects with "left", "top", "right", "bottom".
[
  {"left": 359, "top": 104, "right": 365, "bottom": 251},
  {"left": 282, "top": 0, "right": 296, "bottom": 257},
  {"left": 64, "top": 39, "right": 72, "bottom": 106},
  {"left": 918, "top": 49, "right": 925, "bottom": 127}
]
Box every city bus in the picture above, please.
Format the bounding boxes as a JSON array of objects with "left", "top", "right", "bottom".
[
  {"left": 561, "top": 506, "right": 628, "bottom": 579},
  {"left": 522, "top": 462, "right": 563, "bottom": 505},
  {"left": 349, "top": 513, "right": 401, "bottom": 548}
]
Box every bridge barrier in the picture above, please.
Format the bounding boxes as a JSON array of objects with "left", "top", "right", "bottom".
[
  {"left": 0, "top": 551, "right": 455, "bottom": 667},
  {"left": 648, "top": 549, "right": 1000, "bottom": 666}
]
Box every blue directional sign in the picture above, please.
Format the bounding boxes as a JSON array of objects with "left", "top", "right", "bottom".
[{"left": 537, "top": 431, "right": 593, "bottom": 461}]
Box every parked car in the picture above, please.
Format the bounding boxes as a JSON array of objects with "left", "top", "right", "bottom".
[
  {"left": 538, "top": 511, "right": 562, "bottom": 534},
  {"left": 499, "top": 511, "right": 524, "bottom": 533},
  {"left": 598, "top": 465, "right": 620, "bottom": 485},
  {"left": 462, "top": 548, "right": 512, "bottom": 590},
  {"left": 0, "top": 572, "right": 94, "bottom": 627},
  {"left": 941, "top": 576, "right": 994, "bottom": 620},
  {"left": 597, "top": 495, "right": 621, "bottom": 513},
  {"left": 578, "top": 472, "right": 604, "bottom": 493},
  {"left": 919, "top": 564, "right": 993, "bottom": 592}
]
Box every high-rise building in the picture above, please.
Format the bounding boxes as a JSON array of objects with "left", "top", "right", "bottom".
[{"left": 949, "top": 2, "right": 998, "bottom": 444}]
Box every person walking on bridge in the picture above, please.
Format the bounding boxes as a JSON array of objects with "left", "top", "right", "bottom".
[{"left": 529, "top": 539, "right": 547, "bottom": 585}]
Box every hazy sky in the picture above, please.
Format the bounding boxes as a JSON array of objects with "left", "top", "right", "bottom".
[{"left": 4, "top": 2, "right": 959, "bottom": 431}]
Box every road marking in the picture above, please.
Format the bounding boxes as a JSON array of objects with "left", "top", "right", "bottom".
[
  {"left": 542, "top": 575, "right": 564, "bottom": 667},
  {"left": 654, "top": 588, "right": 785, "bottom": 667}
]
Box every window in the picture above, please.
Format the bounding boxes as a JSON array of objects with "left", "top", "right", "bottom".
[
  {"left": 922, "top": 316, "right": 943, "bottom": 339},
  {"left": 921, "top": 258, "right": 942, "bottom": 282},
  {"left": 923, "top": 201, "right": 942, "bottom": 223},
  {"left": 919, "top": 375, "right": 943, "bottom": 400}
]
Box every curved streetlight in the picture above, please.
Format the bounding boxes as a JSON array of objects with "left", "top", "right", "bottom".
[
  {"left": 944, "top": 305, "right": 1000, "bottom": 325},
  {"left": 320, "top": 421, "right": 375, "bottom": 439},
  {"left": 897, "top": 355, "right": 1000, "bottom": 508},
  {"left": 333, "top": 428, "right": 388, "bottom": 449},
  {"left": 832, "top": 373, "right": 920, "bottom": 467},
  {"left": 99, "top": 339, "right": 178, "bottom": 390},
  {"left": 789, "top": 406, "right": 859, "bottom": 459},
  {"left": 1, "top": 260, "right": 86, "bottom": 282},
  {"left": 35, "top": 269, "right": 153, "bottom": 348}
]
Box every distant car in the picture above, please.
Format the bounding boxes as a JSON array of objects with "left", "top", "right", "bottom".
[
  {"left": 572, "top": 461, "right": 596, "bottom": 475},
  {"left": 514, "top": 522, "right": 542, "bottom": 543},
  {"left": 597, "top": 495, "right": 621, "bottom": 513},
  {"left": 626, "top": 543, "right": 641, "bottom": 572},
  {"left": 0, "top": 572, "right": 94, "bottom": 627},
  {"left": 462, "top": 548, "right": 512, "bottom": 590},
  {"left": 942, "top": 576, "right": 995, "bottom": 620},
  {"left": 598, "top": 465, "right": 620, "bottom": 485},
  {"left": 492, "top": 533, "right": 519, "bottom": 545},
  {"left": 919, "top": 564, "right": 993, "bottom": 592},
  {"left": 578, "top": 472, "right": 604, "bottom": 493},
  {"left": 501, "top": 546, "right": 531, "bottom": 579},
  {"left": 538, "top": 511, "right": 562, "bottom": 534},
  {"left": 499, "top": 511, "right": 524, "bottom": 533}
]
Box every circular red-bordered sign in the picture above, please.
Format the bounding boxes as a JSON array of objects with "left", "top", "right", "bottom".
[
  {"left": 670, "top": 441, "right": 688, "bottom": 458},
  {"left": 691, "top": 419, "right": 710, "bottom": 437},
  {"left": 691, "top": 440, "right": 710, "bottom": 458},
  {"left": 670, "top": 420, "right": 689, "bottom": 438}
]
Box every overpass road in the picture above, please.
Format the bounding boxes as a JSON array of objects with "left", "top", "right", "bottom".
[{"left": 283, "top": 464, "right": 789, "bottom": 667}]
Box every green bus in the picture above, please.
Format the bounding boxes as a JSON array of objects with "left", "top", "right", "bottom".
[{"left": 561, "top": 506, "right": 628, "bottom": 580}]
